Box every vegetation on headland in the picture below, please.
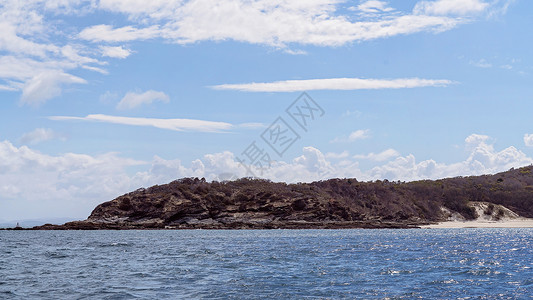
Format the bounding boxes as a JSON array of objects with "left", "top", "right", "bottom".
[{"left": 19, "top": 166, "right": 533, "bottom": 230}]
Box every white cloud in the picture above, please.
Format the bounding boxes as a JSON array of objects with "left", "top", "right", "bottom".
[
  {"left": 79, "top": 25, "right": 160, "bottom": 42},
  {"left": 500, "top": 64, "right": 512, "bottom": 70},
  {"left": 524, "top": 134, "right": 533, "bottom": 147},
  {"left": 20, "top": 71, "right": 87, "bottom": 106},
  {"left": 97, "top": 0, "right": 181, "bottom": 16},
  {"left": 0, "top": 140, "right": 145, "bottom": 220},
  {"left": 1, "top": 133, "right": 532, "bottom": 220},
  {"left": 354, "top": 148, "right": 400, "bottom": 161},
  {"left": 342, "top": 110, "right": 363, "bottom": 118},
  {"left": 0, "top": 20, "right": 59, "bottom": 58},
  {"left": 414, "top": 0, "right": 489, "bottom": 16},
  {"left": 0, "top": 0, "right": 510, "bottom": 104},
  {"left": 284, "top": 49, "right": 308, "bottom": 55},
  {"left": 99, "top": 91, "right": 120, "bottom": 104},
  {"left": 349, "top": 129, "right": 371, "bottom": 141},
  {"left": 49, "top": 114, "right": 234, "bottom": 132},
  {"left": 356, "top": 1, "right": 394, "bottom": 13},
  {"left": 465, "top": 133, "right": 490, "bottom": 148},
  {"left": 18, "top": 128, "right": 64, "bottom": 145},
  {"left": 469, "top": 57, "right": 519, "bottom": 70},
  {"left": 0, "top": 1, "right": 112, "bottom": 104},
  {"left": 212, "top": 77, "right": 453, "bottom": 92},
  {"left": 331, "top": 129, "right": 370, "bottom": 143},
  {"left": 326, "top": 150, "right": 350, "bottom": 159},
  {"left": 116, "top": 90, "right": 169, "bottom": 110},
  {"left": 80, "top": 0, "right": 503, "bottom": 47},
  {"left": 100, "top": 46, "right": 132, "bottom": 59},
  {"left": 470, "top": 58, "right": 492, "bottom": 68},
  {"left": 362, "top": 134, "right": 532, "bottom": 180},
  {"left": 0, "top": 84, "right": 17, "bottom": 91},
  {"left": 238, "top": 122, "right": 266, "bottom": 129},
  {"left": 82, "top": 65, "right": 109, "bottom": 74}
]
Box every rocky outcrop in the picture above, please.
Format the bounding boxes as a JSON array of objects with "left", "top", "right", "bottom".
[{"left": 29, "top": 166, "right": 533, "bottom": 230}]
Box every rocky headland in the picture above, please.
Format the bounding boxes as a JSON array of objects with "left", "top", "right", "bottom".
[{"left": 20, "top": 166, "right": 533, "bottom": 230}]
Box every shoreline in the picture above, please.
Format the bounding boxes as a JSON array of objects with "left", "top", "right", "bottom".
[
  {"left": 2, "top": 220, "right": 533, "bottom": 230},
  {"left": 421, "top": 219, "right": 533, "bottom": 229},
  {"left": 1, "top": 220, "right": 422, "bottom": 230}
]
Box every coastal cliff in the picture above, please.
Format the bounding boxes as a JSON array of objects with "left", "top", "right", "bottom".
[{"left": 33, "top": 166, "right": 533, "bottom": 230}]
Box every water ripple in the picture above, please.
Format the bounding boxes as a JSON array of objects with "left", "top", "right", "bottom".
[{"left": 0, "top": 228, "right": 531, "bottom": 299}]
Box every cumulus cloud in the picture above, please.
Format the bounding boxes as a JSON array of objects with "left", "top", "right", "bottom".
[
  {"left": 18, "top": 128, "right": 64, "bottom": 145},
  {"left": 212, "top": 77, "right": 453, "bottom": 92},
  {"left": 100, "top": 46, "right": 132, "bottom": 59},
  {"left": 0, "top": 140, "right": 144, "bottom": 220},
  {"left": 1, "top": 134, "right": 532, "bottom": 220},
  {"left": 116, "top": 90, "right": 170, "bottom": 110},
  {"left": 465, "top": 133, "right": 491, "bottom": 148},
  {"left": 49, "top": 114, "right": 234, "bottom": 133},
  {"left": 359, "top": 134, "right": 533, "bottom": 180}
]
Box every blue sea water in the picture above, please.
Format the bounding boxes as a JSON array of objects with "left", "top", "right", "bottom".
[{"left": 0, "top": 229, "right": 531, "bottom": 299}]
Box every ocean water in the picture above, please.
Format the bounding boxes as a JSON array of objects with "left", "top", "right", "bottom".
[{"left": 0, "top": 229, "right": 531, "bottom": 299}]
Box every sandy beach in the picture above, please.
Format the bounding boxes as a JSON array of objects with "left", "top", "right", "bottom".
[{"left": 422, "top": 219, "right": 533, "bottom": 228}]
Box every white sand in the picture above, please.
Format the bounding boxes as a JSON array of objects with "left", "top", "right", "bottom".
[
  {"left": 422, "top": 219, "right": 533, "bottom": 228},
  {"left": 422, "top": 202, "right": 533, "bottom": 228}
]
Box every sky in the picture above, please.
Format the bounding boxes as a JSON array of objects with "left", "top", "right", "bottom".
[{"left": 1, "top": 0, "right": 532, "bottom": 222}]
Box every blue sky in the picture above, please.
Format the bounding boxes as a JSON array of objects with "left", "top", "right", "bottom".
[{"left": 1, "top": 0, "right": 532, "bottom": 221}]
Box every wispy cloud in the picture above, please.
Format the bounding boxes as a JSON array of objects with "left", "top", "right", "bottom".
[
  {"left": 470, "top": 59, "right": 492, "bottom": 68},
  {"left": 0, "top": 0, "right": 509, "bottom": 104},
  {"left": 20, "top": 71, "right": 87, "bottom": 106},
  {"left": 354, "top": 1, "right": 395, "bottom": 14},
  {"left": 212, "top": 77, "right": 453, "bottom": 92},
  {"left": 342, "top": 110, "right": 363, "bottom": 118},
  {"left": 0, "top": 84, "right": 18, "bottom": 91},
  {"left": 18, "top": 128, "right": 64, "bottom": 145},
  {"left": 49, "top": 114, "right": 234, "bottom": 133},
  {"left": 79, "top": 25, "right": 160, "bottom": 43},
  {"left": 238, "top": 122, "right": 266, "bottom": 129},
  {"left": 77, "top": 0, "right": 503, "bottom": 47},
  {"left": 524, "top": 134, "right": 533, "bottom": 147},
  {"left": 413, "top": 0, "right": 489, "bottom": 16},
  {"left": 500, "top": 64, "right": 513, "bottom": 70},
  {"left": 284, "top": 49, "right": 308, "bottom": 55},
  {"left": 331, "top": 129, "right": 371, "bottom": 143},
  {"left": 353, "top": 148, "right": 400, "bottom": 161},
  {"left": 116, "top": 90, "right": 170, "bottom": 110},
  {"left": 0, "top": 1, "right": 108, "bottom": 105},
  {"left": 326, "top": 150, "right": 350, "bottom": 159}
]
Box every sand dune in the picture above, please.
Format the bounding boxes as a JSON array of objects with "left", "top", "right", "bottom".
[{"left": 422, "top": 202, "right": 533, "bottom": 228}]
